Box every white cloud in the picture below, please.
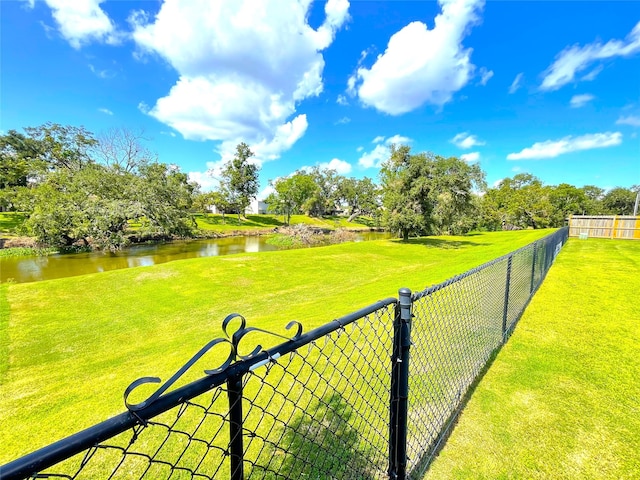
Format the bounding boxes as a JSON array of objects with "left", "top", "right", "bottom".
[
  {"left": 386, "top": 134, "right": 411, "bottom": 145},
  {"left": 460, "top": 152, "right": 480, "bottom": 162},
  {"left": 42, "top": 0, "right": 121, "bottom": 49},
  {"left": 188, "top": 160, "right": 226, "bottom": 192},
  {"left": 478, "top": 67, "right": 493, "bottom": 85},
  {"left": 359, "top": 134, "right": 411, "bottom": 168},
  {"left": 581, "top": 65, "right": 603, "bottom": 82},
  {"left": 98, "top": 107, "right": 113, "bottom": 115},
  {"left": 616, "top": 115, "right": 640, "bottom": 127},
  {"left": 88, "top": 64, "right": 116, "bottom": 79},
  {"left": 130, "top": 0, "right": 349, "bottom": 163},
  {"left": 137, "top": 101, "right": 149, "bottom": 114},
  {"left": 337, "top": 94, "right": 349, "bottom": 106},
  {"left": 512, "top": 166, "right": 521, "bottom": 172},
  {"left": 451, "top": 132, "right": 485, "bottom": 149},
  {"left": 569, "top": 94, "right": 595, "bottom": 108},
  {"left": 507, "top": 132, "right": 623, "bottom": 160},
  {"left": 541, "top": 21, "right": 640, "bottom": 91},
  {"left": 215, "top": 114, "right": 309, "bottom": 165},
  {"left": 509, "top": 72, "right": 523, "bottom": 94},
  {"left": 346, "top": 74, "right": 357, "bottom": 96},
  {"left": 258, "top": 185, "right": 275, "bottom": 200},
  {"left": 351, "top": 0, "right": 484, "bottom": 115},
  {"left": 358, "top": 144, "right": 389, "bottom": 169},
  {"left": 318, "top": 158, "right": 352, "bottom": 174},
  {"left": 356, "top": 146, "right": 364, "bottom": 152},
  {"left": 335, "top": 116, "right": 351, "bottom": 125}
]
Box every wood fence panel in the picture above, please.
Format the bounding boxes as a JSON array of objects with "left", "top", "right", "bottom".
[{"left": 569, "top": 215, "right": 640, "bottom": 239}]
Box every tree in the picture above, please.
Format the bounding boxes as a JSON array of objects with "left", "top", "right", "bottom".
[
  {"left": 602, "top": 187, "right": 637, "bottom": 215},
  {"left": 380, "top": 145, "right": 435, "bottom": 240},
  {"left": 220, "top": 143, "right": 260, "bottom": 220},
  {"left": 193, "top": 190, "right": 233, "bottom": 222},
  {"left": 305, "top": 167, "right": 339, "bottom": 217},
  {"left": 23, "top": 122, "right": 97, "bottom": 171},
  {"left": 135, "top": 163, "right": 198, "bottom": 237},
  {"left": 94, "top": 127, "right": 156, "bottom": 173},
  {"left": 429, "top": 156, "right": 485, "bottom": 234},
  {"left": 337, "top": 176, "right": 380, "bottom": 222},
  {"left": 548, "top": 183, "right": 588, "bottom": 226},
  {"left": 266, "top": 171, "right": 317, "bottom": 225},
  {"left": 380, "top": 145, "right": 485, "bottom": 239},
  {"left": 481, "top": 174, "right": 552, "bottom": 230},
  {"left": 24, "top": 161, "right": 198, "bottom": 250},
  {"left": 24, "top": 165, "right": 142, "bottom": 249},
  {"left": 581, "top": 185, "right": 605, "bottom": 215},
  {"left": 0, "top": 130, "right": 45, "bottom": 210}
]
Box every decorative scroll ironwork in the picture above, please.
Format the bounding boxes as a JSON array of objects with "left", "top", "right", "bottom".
[
  {"left": 124, "top": 314, "right": 304, "bottom": 412},
  {"left": 222, "top": 313, "right": 303, "bottom": 360}
]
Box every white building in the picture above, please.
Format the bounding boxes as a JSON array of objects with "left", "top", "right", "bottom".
[
  {"left": 245, "top": 199, "right": 269, "bottom": 215},
  {"left": 206, "top": 199, "right": 269, "bottom": 215}
]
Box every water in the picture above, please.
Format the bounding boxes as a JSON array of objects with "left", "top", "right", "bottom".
[{"left": 0, "top": 232, "right": 391, "bottom": 284}]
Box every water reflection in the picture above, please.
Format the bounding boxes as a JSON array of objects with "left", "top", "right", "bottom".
[{"left": 1, "top": 232, "right": 391, "bottom": 284}]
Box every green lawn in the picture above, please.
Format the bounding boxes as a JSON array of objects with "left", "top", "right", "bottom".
[
  {"left": 0, "top": 229, "right": 553, "bottom": 464},
  {"left": 0, "top": 212, "right": 26, "bottom": 236},
  {"left": 424, "top": 238, "right": 640, "bottom": 479},
  {"left": 194, "top": 213, "right": 375, "bottom": 232}
]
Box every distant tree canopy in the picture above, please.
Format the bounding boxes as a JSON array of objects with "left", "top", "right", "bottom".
[
  {"left": 480, "top": 175, "right": 636, "bottom": 231},
  {"left": 264, "top": 168, "right": 382, "bottom": 225},
  {"left": 1, "top": 125, "right": 636, "bottom": 248},
  {"left": 1, "top": 123, "right": 198, "bottom": 250},
  {"left": 379, "top": 145, "right": 485, "bottom": 240}
]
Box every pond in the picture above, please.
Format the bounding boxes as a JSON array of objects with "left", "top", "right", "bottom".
[{"left": 0, "top": 231, "right": 392, "bottom": 284}]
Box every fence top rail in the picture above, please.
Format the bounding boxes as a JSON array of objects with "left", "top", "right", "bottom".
[
  {"left": 412, "top": 227, "right": 568, "bottom": 302},
  {"left": 2, "top": 296, "right": 397, "bottom": 480},
  {"left": 570, "top": 215, "right": 639, "bottom": 219}
]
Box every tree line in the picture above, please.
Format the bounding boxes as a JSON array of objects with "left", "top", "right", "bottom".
[{"left": 1, "top": 123, "right": 637, "bottom": 250}]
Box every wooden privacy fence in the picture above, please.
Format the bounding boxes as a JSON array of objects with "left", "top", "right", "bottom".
[{"left": 569, "top": 215, "right": 640, "bottom": 240}]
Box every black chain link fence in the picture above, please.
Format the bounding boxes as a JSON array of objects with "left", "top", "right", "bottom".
[
  {"left": 1, "top": 227, "right": 568, "bottom": 480},
  {"left": 406, "top": 227, "right": 568, "bottom": 478}
]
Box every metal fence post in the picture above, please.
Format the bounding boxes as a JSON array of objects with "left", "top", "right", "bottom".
[
  {"left": 227, "top": 373, "right": 244, "bottom": 480},
  {"left": 389, "top": 288, "right": 412, "bottom": 480},
  {"left": 530, "top": 243, "right": 538, "bottom": 294},
  {"left": 502, "top": 255, "right": 513, "bottom": 340}
]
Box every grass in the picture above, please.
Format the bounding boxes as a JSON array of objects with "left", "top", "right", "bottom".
[
  {"left": 0, "top": 247, "right": 58, "bottom": 258},
  {"left": 424, "top": 238, "right": 640, "bottom": 480},
  {"left": 0, "top": 212, "right": 26, "bottom": 234},
  {"left": 0, "top": 229, "right": 553, "bottom": 465},
  {"left": 194, "top": 213, "right": 375, "bottom": 232}
]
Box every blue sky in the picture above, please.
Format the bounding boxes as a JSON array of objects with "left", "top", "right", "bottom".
[{"left": 2, "top": 0, "right": 639, "bottom": 197}]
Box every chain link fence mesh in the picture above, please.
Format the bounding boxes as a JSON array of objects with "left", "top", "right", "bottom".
[
  {"left": 12, "top": 304, "right": 395, "bottom": 480},
  {"left": 406, "top": 228, "right": 568, "bottom": 478}
]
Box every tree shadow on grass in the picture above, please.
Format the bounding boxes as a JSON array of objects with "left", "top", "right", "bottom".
[
  {"left": 263, "top": 392, "right": 382, "bottom": 479},
  {"left": 390, "top": 238, "right": 486, "bottom": 249},
  {"left": 243, "top": 215, "right": 283, "bottom": 227}
]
